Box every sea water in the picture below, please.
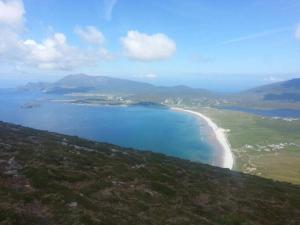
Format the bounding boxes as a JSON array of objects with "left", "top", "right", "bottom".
[{"left": 0, "top": 89, "right": 214, "bottom": 164}]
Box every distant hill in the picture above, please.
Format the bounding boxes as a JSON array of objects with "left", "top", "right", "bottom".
[
  {"left": 242, "top": 78, "right": 300, "bottom": 102},
  {"left": 0, "top": 121, "right": 299, "bottom": 224},
  {"left": 19, "top": 75, "right": 300, "bottom": 108},
  {"left": 19, "top": 74, "right": 155, "bottom": 94},
  {"left": 19, "top": 74, "right": 212, "bottom": 98}
]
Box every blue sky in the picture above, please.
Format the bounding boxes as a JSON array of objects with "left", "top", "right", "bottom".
[{"left": 0, "top": 0, "right": 300, "bottom": 91}]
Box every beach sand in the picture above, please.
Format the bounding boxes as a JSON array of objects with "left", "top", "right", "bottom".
[{"left": 172, "top": 107, "right": 234, "bottom": 170}]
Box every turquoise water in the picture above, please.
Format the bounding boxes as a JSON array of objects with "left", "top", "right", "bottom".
[{"left": 0, "top": 90, "right": 214, "bottom": 164}]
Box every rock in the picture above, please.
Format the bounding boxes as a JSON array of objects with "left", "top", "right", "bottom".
[
  {"left": 4, "top": 170, "right": 18, "bottom": 176},
  {"left": 68, "top": 202, "right": 78, "bottom": 207}
]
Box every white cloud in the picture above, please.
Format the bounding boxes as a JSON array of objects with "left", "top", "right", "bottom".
[
  {"left": 0, "top": 0, "right": 24, "bottom": 28},
  {"left": 75, "top": 26, "right": 105, "bottom": 45},
  {"left": 23, "top": 33, "right": 78, "bottom": 70},
  {"left": 0, "top": 28, "right": 22, "bottom": 59},
  {"left": 97, "top": 48, "right": 114, "bottom": 60},
  {"left": 264, "top": 76, "right": 284, "bottom": 83},
  {"left": 0, "top": 0, "right": 25, "bottom": 64},
  {"left": 136, "top": 73, "right": 157, "bottom": 79},
  {"left": 22, "top": 33, "right": 112, "bottom": 70},
  {"left": 0, "top": 1, "right": 113, "bottom": 71},
  {"left": 0, "top": 1, "right": 116, "bottom": 72},
  {"left": 103, "top": 0, "right": 117, "bottom": 21},
  {"left": 295, "top": 25, "right": 300, "bottom": 40},
  {"left": 0, "top": 29, "right": 112, "bottom": 71},
  {"left": 133, "top": 73, "right": 158, "bottom": 81},
  {"left": 144, "top": 73, "right": 157, "bottom": 79},
  {"left": 121, "top": 30, "right": 176, "bottom": 61}
]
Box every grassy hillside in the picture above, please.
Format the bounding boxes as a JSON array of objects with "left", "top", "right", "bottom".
[{"left": 0, "top": 122, "right": 299, "bottom": 225}]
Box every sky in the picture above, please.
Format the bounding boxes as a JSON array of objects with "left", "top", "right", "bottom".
[{"left": 0, "top": 0, "right": 300, "bottom": 91}]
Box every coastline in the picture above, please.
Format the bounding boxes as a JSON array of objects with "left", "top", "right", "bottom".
[
  {"left": 49, "top": 98, "right": 234, "bottom": 169},
  {"left": 171, "top": 107, "right": 234, "bottom": 170}
]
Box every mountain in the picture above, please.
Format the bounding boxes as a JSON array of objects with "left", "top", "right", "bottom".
[
  {"left": 19, "top": 74, "right": 155, "bottom": 94},
  {"left": 19, "top": 81, "right": 51, "bottom": 92},
  {"left": 0, "top": 121, "right": 299, "bottom": 224},
  {"left": 20, "top": 74, "right": 212, "bottom": 97},
  {"left": 242, "top": 78, "right": 300, "bottom": 102},
  {"left": 19, "top": 75, "right": 300, "bottom": 108}
]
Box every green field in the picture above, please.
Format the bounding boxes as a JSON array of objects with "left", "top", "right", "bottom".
[{"left": 195, "top": 107, "right": 300, "bottom": 184}]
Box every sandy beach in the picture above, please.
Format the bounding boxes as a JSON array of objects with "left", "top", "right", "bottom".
[{"left": 172, "top": 107, "right": 234, "bottom": 170}]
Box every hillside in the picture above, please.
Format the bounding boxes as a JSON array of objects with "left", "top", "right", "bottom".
[
  {"left": 0, "top": 122, "right": 299, "bottom": 225},
  {"left": 241, "top": 78, "right": 300, "bottom": 102}
]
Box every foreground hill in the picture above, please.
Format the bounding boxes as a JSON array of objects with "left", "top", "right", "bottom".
[{"left": 0, "top": 122, "right": 299, "bottom": 225}]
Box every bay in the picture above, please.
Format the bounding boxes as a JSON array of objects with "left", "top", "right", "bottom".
[{"left": 0, "top": 90, "right": 214, "bottom": 164}]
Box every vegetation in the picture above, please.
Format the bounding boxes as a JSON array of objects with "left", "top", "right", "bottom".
[
  {"left": 197, "top": 107, "right": 300, "bottom": 184},
  {"left": 0, "top": 121, "right": 299, "bottom": 225}
]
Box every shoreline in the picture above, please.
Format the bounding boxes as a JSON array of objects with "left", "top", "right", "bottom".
[
  {"left": 49, "top": 99, "right": 234, "bottom": 169},
  {"left": 171, "top": 107, "right": 234, "bottom": 170}
]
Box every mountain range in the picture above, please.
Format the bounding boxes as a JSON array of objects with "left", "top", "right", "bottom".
[
  {"left": 19, "top": 74, "right": 300, "bottom": 107},
  {"left": 20, "top": 74, "right": 212, "bottom": 97}
]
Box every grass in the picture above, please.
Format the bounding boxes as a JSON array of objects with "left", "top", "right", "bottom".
[
  {"left": 197, "top": 107, "right": 300, "bottom": 184},
  {"left": 0, "top": 121, "right": 299, "bottom": 224}
]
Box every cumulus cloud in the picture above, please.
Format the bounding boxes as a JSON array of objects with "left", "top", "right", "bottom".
[
  {"left": 0, "top": 29, "right": 24, "bottom": 65},
  {"left": 0, "top": 0, "right": 25, "bottom": 64},
  {"left": 75, "top": 26, "right": 105, "bottom": 45},
  {"left": 22, "top": 33, "right": 112, "bottom": 70},
  {"left": 0, "top": 0, "right": 24, "bottom": 28},
  {"left": 295, "top": 24, "right": 300, "bottom": 40},
  {"left": 0, "top": 30, "right": 111, "bottom": 71},
  {"left": 24, "top": 33, "right": 87, "bottom": 70},
  {"left": 121, "top": 30, "right": 176, "bottom": 61},
  {"left": 0, "top": 0, "right": 113, "bottom": 71}
]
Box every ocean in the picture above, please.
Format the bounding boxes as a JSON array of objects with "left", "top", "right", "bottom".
[{"left": 0, "top": 89, "right": 214, "bottom": 164}]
